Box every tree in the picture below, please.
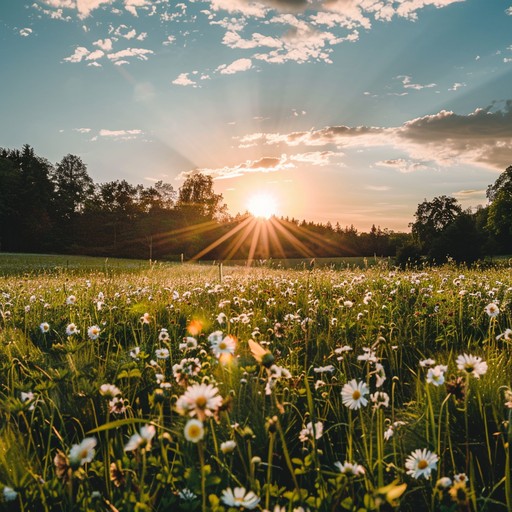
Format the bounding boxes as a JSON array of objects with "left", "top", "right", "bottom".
[
  {"left": 486, "top": 165, "right": 512, "bottom": 202},
  {"left": 177, "top": 173, "right": 227, "bottom": 221},
  {"left": 486, "top": 165, "right": 512, "bottom": 253},
  {"left": 411, "top": 195, "right": 462, "bottom": 252}
]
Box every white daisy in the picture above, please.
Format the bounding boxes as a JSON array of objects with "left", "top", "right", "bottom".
[
  {"left": 40, "top": 322, "right": 50, "bottom": 333},
  {"left": 87, "top": 325, "right": 101, "bottom": 340},
  {"left": 66, "top": 323, "right": 79, "bottom": 336},
  {"left": 184, "top": 419, "right": 205, "bottom": 443},
  {"left": 221, "top": 487, "right": 260, "bottom": 510},
  {"left": 341, "top": 379, "right": 369, "bottom": 410},
  {"left": 175, "top": 383, "right": 223, "bottom": 421},
  {"left": 69, "top": 437, "right": 97, "bottom": 468},
  {"left": 334, "top": 461, "right": 365, "bottom": 477},
  {"left": 124, "top": 424, "right": 156, "bottom": 452},
  {"left": 456, "top": 354, "right": 488, "bottom": 378},
  {"left": 405, "top": 448, "right": 438, "bottom": 479},
  {"left": 210, "top": 334, "right": 236, "bottom": 358},
  {"left": 426, "top": 364, "right": 448, "bottom": 386},
  {"left": 484, "top": 302, "right": 499, "bottom": 318}
]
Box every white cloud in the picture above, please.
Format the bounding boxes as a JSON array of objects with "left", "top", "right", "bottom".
[
  {"left": 75, "top": 0, "right": 114, "bottom": 18},
  {"left": 398, "top": 75, "right": 436, "bottom": 90},
  {"left": 19, "top": 28, "right": 33, "bottom": 37},
  {"left": 172, "top": 72, "right": 198, "bottom": 86},
  {"left": 97, "top": 128, "right": 143, "bottom": 140},
  {"left": 216, "top": 57, "right": 253, "bottom": 74},
  {"left": 239, "top": 105, "right": 512, "bottom": 171},
  {"left": 114, "top": 60, "right": 130, "bottom": 65},
  {"left": 124, "top": 0, "right": 150, "bottom": 16},
  {"left": 63, "top": 46, "right": 90, "bottom": 62},
  {"left": 206, "top": 0, "right": 268, "bottom": 18},
  {"left": 289, "top": 151, "right": 344, "bottom": 166},
  {"left": 366, "top": 185, "right": 391, "bottom": 191},
  {"left": 107, "top": 48, "right": 154, "bottom": 61},
  {"left": 506, "top": 6, "right": 512, "bottom": 15},
  {"left": 449, "top": 82, "right": 466, "bottom": 91},
  {"left": 86, "top": 49, "right": 104, "bottom": 60},
  {"left": 376, "top": 159, "right": 429, "bottom": 173},
  {"left": 163, "top": 35, "right": 176, "bottom": 45},
  {"left": 93, "top": 38, "right": 112, "bottom": 51},
  {"left": 73, "top": 127, "right": 92, "bottom": 133},
  {"left": 87, "top": 61, "right": 102, "bottom": 67}
]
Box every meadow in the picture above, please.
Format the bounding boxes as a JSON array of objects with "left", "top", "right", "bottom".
[{"left": 0, "top": 255, "right": 511, "bottom": 511}]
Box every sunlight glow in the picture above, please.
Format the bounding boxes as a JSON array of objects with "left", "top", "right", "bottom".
[{"left": 246, "top": 193, "right": 277, "bottom": 219}]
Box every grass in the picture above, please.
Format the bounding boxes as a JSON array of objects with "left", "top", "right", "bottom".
[{"left": 0, "top": 255, "right": 511, "bottom": 511}]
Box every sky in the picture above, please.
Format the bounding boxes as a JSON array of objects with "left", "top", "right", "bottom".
[{"left": 1, "top": 0, "right": 512, "bottom": 231}]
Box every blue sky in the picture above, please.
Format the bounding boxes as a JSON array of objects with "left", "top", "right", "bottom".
[{"left": 1, "top": 0, "right": 512, "bottom": 230}]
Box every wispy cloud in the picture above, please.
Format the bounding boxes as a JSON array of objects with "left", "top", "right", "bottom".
[
  {"left": 92, "top": 128, "right": 144, "bottom": 141},
  {"left": 19, "top": 28, "right": 33, "bottom": 37},
  {"left": 397, "top": 75, "right": 436, "bottom": 91},
  {"left": 216, "top": 58, "right": 253, "bottom": 74},
  {"left": 375, "top": 159, "right": 430, "bottom": 173}
]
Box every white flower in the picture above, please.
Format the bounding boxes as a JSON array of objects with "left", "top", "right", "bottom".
[
  {"left": 158, "top": 329, "right": 170, "bottom": 342},
  {"left": 155, "top": 348, "right": 170, "bottom": 359},
  {"left": 313, "top": 365, "right": 335, "bottom": 373},
  {"left": 299, "top": 421, "right": 323, "bottom": 442},
  {"left": 374, "top": 362, "right": 386, "bottom": 388},
  {"left": 87, "top": 325, "right": 101, "bottom": 340},
  {"left": 140, "top": 312, "right": 151, "bottom": 324},
  {"left": 456, "top": 354, "right": 488, "bottom": 378},
  {"left": 496, "top": 328, "right": 512, "bottom": 341},
  {"left": 419, "top": 358, "right": 436, "bottom": 367},
  {"left": 130, "top": 346, "right": 140, "bottom": 359},
  {"left": 426, "top": 365, "right": 448, "bottom": 386},
  {"left": 370, "top": 391, "right": 390, "bottom": 408},
  {"left": 178, "top": 488, "right": 198, "bottom": 501},
  {"left": 341, "top": 379, "right": 369, "bottom": 410},
  {"left": 484, "top": 302, "right": 499, "bottom": 318},
  {"left": 69, "top": 437, "right": 97, "bottom": 467},
  {"left": 175, "top": 383, "right": 223, "bottom": 421},
  {"left": 66, "top": 295, "right": 76, "bottom": 305},
  {"left": 334, "top": 461, "right": 365, "bottom": 476},
  {"left": 217, "top": 312, "right": 227, "bottom": 325},
  {"left": 99, "top": 384, "right": 122, "bottom": 397},
  {"left": 40, "top": 322, "right": 50, "bottom": 333},
  {"left": 405, "top": 448, "right": 438, "bottom": 479},
  {"left": 109, "top": 396, "right": 126, "bottom": 415},
  {"left": 179, "top": 336, "right": 198, "bottom": 351},
  {"left": 454, "top": 473, "right": 468, "bottom": 484},
  {"left": 66, "top": 323, "right": 79, "bottom": 336},
  {"left": 184, "top": 419, "right": 205, "bottom": 443},
  {"left": 124, "top": 424, "right": 156, "bottom": 452},
  {"left": 210, "top": 334, "right": 236, "bottom": 359},
  {"left": 3, "top": 486, "right": 18, "bottom": 502},
  {"left": 221, "top": 487, "right": 260, "bottom": 510},
  {"left": 435, "top": 477, "right": 452, "bottom": 490},
  {"left": 220, "top": 440, "right": 237, "bottom": 453}
]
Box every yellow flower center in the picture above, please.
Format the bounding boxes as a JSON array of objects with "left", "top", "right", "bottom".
[
  {"left": 352, "top": 390, "right": 361, "bottom": 400},
  {"left": 188, "top": 425, "right": 201, "bottom": 438},
  {"left": 418, "top": 459, "right": 428, "bottom": 470},
  {"left": 219, "top": 342, "right": 227, "bottom": 350},
  {"left": 195, "top": 396, "right": 207, "bottom": 409}
]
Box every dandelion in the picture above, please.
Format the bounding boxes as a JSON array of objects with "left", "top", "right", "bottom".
[
  {"left": 124, "top": 424, "right": 156, "bottom": 452},
  {"left": 341, "top": 379, "right": 369, "bottom": 410},
  {"left": 484, "top": 302, "right": 499, "bottom": 318},
  {"left": 87, "top": 325, "right": 101, "bottom": 340},
  {"left": 334, "top": 461, "right": 365, "bottom": 477},
  {"left": 426, "top": 364, "right": 448, "bottom": 386},
  {"left": 220, "top": 440, "right": 236, "bottom": 453},
  {"left": 66, "top": 323, "right": 79, "bottom": 336},
  {"left": 69, "top": 437, "right": 97, "bottom": 468},
  {"left": 3, "top": 486, "right": 18, "bottom": 502},
  {"left": 40, "top": 322, "right": 50, "bottom": 333},
  {"left": 184, "top": 419, "right": 205, "bottom": 443},
  {"left": 155, "top": 348, "right": 170, "bottom": 359},
  {"left": 405, "top": 448, "right": 438, "bottom": 479},
  {"left": 176, "top": 383, "right": 223, "bottom": 420},
  {"left": 299, "top": 421, "right": 323, "bottom": 442},
  {"left": 456, "top": 354, "right": 488, "bottom": 378},
  {"left": 221, "top": 487, "right": 260, "bottom": 510}
]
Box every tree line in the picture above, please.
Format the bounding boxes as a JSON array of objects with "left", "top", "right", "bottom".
[{"left": 0, "top": 144, "right": 510, "bottom": 263}]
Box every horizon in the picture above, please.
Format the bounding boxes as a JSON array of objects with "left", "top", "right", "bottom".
[{"left": 2, "top": 0, "right": 512, "bottom": 231}]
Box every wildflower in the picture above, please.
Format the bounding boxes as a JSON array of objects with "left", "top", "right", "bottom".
[
  {"left": 3, "top": 486, "right": 18, "bottom": 502},
  {"left": 124, "top": 424, "right": 156, "bottom": 452},
  {"left": 109, "top": 397, "right": 126, "bottom": 415},
  {"left": 453, "top": 473, "right": 468, "bottom": 484},
  {"left": 484, "top": 302, "right": 499, "bottom": 318},
  {"left": 99, "top": 384, "right": 122, "bottom": 397},
  {"left": 176, "top": 383, "right": 223, "bottom": 421},
  {"left": 419, "top": 358, "right": 435, "bottom": 367},
  {"left": 54, "top": 450, "right": 71, "bottom": 481},
  {"left": 221, "top": 487, "right": 260, "bottom": 510},
  {"left": 66, "top": 295, "right": 76, "bottom": 305},
  {"left": 110, "top": 462, "right": 126, "bottom": 488},
  {"left": 155, "top": 348, "right": 170, "bottom": 359},
  {"left": 370, "top": 391, "right": 390, "bottom": 408},
  {"left": 248, "top": 339, "right": 275, "bottom": 367},
  {"left": 178, "top": 488, "right": 198, "bottom": 501},
  {"left": 374, "top": 362, "right": 386, "bottom": 387},
  {"left": 449, "top": 481, "right": 469, "bottom": 507},
  {"left": 211, "top": 334, "right": 236, "bottom": 359},
  {"left": 341, "top": 379, "right": 369, "bottom": 410},
  {"left": 435, "top": 477, "right": 452, "bottom": 491},
  {"left": 334, "top": 461, "right": 365, "bottom": 477},
  {"left": 87, "top": 325, "right": 101, "bottom": 340},
  {"left": 456, "top": 354, "right": 488, "bottom": 378},
  {"left": 221, "top": 440, "right": 237, "bottom": 453},
  {"left": 129, "top": 346, "right": 140, "bottom": 360},
  {"left": 179, "top": 336, "right": 198, "bottom": 351},
  {"left": 405, "top": 449, "right": 438, "bottom": 479},
  {"left": 313, "top": 365, "right": 335, "bottom": 373},
  {"left": 217, "top": 312, "right": 227, "bottom": 325},
  {"left": 40, "top": 322, "right": 50, "bottom": 333},
  {"left": 299, "top": 421, "right": 323, "bottom": 442},
  {"left": 69, "top": 437, "right": 97, "bottom": 468},
  {"left": 426, "top": 365, "right": 448, "bottom": 386},
  {"left": 504, "top": 389, "right": 512, "bottom": 408},
  {"left": 384, "top": 425, "right": 394, "bottom": 441},
  {"left": 140, "top": 312, "right": 151, "bottom": 324},
  {"left": 496, "top": 328, "right": 512, "bottom": 342},
  {"left": 66, "top": 323, "right": 79, "bottom": 336},
  {"left": 445, "top": 376, "right": 466, "bottom": 401},
  {"left": 184, "top": 419, "right": 205, "bottom": 443},
  {"left": 158, "top": 328, "right": 170, "bottom": 342},
  {"left": 343, "top": 300, "right": 353, "bottom": 308},
  {"left": 173, "top": 357, "right": 202, "bottom": 386}
]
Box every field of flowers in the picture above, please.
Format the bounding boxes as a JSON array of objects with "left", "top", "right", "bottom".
[{"left": 0, "top": 260, "right": 511, "bottom": 511}]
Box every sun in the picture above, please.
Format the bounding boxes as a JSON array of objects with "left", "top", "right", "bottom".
[{"left": 246, "top": 193, "right": 277, "bottom": 219}]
